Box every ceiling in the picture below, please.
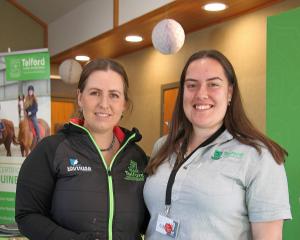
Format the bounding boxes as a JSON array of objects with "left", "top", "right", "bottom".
[{"left": 11, "top": 0, "right": 283, "bottom": 65}]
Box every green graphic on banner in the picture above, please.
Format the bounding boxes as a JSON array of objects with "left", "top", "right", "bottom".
[
  {"left": 0, "top": 192, "right": 16, "bottom": 224},
  {"left": 4, "top": 51, "right": 50, "bottom": 81},
  {"left": 0, "top": 158, "right": 23, "bottom": 225}
]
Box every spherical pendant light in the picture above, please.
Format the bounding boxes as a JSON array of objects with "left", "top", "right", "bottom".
[
  {"left": 151, "top": 19, "right": 185, "bottom": 55},
  {"left": 59, "top": 59, "right": 82, "bottom": 84}
]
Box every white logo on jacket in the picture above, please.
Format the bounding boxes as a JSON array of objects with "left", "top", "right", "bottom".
[{"left": 67, "top": 158, "right": 92, "bottom": 172}]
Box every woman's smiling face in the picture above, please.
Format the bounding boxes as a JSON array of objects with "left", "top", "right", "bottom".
[
  {"left": 77, "top": 69, "right": 126, "bottom": 134},
  {"left": 183, "top": 57, "right": 233, "bottom": 133}
]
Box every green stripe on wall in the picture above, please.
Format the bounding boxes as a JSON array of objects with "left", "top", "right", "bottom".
[{"left": 267, "top": 6, "right": 300, "bottom": 239}]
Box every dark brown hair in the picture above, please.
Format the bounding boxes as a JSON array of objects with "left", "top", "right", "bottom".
[
  {"left": 76, "top": 58, "right": 132, "bottom": 119},
  {"left": 146, "top": 49, "right": 287, "bottom": 175}
]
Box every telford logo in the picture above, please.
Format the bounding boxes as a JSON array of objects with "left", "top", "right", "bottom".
[
  {"left": 67, "top": 158, "right": 92, "bottom": 172},
  {"left": 124, "top": 160, "right": 144, "bottom": 181},
  {"left": 211, "top": 150, "right": 244, "bottom": 160},
  {"left": 10, "top": 59, "right": 21, "bottom": 78}
]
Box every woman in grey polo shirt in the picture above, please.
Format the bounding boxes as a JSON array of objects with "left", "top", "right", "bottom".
[{"left": 144, "top": 50, "right": 291, "bottom": 240}]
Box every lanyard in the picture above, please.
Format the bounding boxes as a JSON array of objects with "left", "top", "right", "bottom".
[{"left": 164, "top": 125, "right": 225, "bottom": 215}]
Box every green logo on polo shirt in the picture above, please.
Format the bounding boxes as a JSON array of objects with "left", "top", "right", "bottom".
[
  {"left": 211, "top": 150, "right": 223, "bottom": 160},
  {"left": 211, "top": 150, "right": 244, "bottom": 160},
  {"left": 124, "top": 160, "right": 144, "bottom": 181}
]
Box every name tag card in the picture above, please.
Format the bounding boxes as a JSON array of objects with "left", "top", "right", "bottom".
[{"left": 155, "top": 214, "right": 179, "bottom": 238}]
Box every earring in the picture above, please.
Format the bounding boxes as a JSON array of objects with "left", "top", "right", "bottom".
[{"left": 228, "top": 99, "right": 231, "bottom": 106}]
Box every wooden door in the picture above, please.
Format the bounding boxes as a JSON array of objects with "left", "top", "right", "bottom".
[
  {"left": 161, "top": 83, "right": 179, "bottom": 136},
  {"left": 51, "top": 99, "right": 75, "bottom": 134}
]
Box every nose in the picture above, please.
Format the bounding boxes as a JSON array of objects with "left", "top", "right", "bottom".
[
  {"left": 196, "top": 84, "right": 208, "bottom": 99},
  {"left": 99, "top": 94, "right": 109, "bottom": 108}
]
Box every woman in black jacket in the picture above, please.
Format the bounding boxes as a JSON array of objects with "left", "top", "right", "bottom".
[{"left": 15, "top": 59, "right": 149, "bottom": 240}]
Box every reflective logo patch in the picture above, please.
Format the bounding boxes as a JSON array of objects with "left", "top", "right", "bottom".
[
  {"left": 124, "top": 160, "right": 144, "bottom": 181},
  {"left": 67, "top": 158, "right": 92, "bottom": 172}
]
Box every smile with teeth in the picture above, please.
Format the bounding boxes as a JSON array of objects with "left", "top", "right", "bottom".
[
  {"left": 194, "top": 104, "right": 212, "bottom": 110},
  {"left": 95, "top": 112, "right": 111, "bottom": 117}
]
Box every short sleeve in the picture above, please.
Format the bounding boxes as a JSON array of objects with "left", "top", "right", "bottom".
[{"left": 245, "top": 148, "right": 292, "bottom": 222}]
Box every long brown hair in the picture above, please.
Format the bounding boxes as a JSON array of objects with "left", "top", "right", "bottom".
[
  {"left": 75, "top": 58, "right": 132, "bottom": 119},
  {"left": 146, "top": 50, "right": 287, "bottom": 175},
  {"left": 24, "top": 95, "right": 37, "bottom": 109}
]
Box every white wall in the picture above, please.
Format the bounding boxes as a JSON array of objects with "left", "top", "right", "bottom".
[
  {"left": 48, "top": 0, "right": 113, "bottom": 56},
  {"left": 119, "top": 0, "right": 173, "bottom": 24},
  {"left": 48, "top": 0, "right": 174, "bottom": 56}
]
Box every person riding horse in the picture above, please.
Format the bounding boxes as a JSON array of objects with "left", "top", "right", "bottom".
[
  {"left": 0, "top": 120, "right": 5, "bottom": 139},
  {"left": 24, "top": 85, "right": 40, "bottom": 142}
]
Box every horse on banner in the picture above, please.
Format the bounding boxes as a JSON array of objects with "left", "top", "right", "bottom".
[
  {"left": 18, "top": 114, "right": 50, "bottom": 157},
  {"left": 0, "top": 119, "right": 19, "bottom": 156}
]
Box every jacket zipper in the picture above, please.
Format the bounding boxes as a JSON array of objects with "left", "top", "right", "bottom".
[
  {"left": 97, "top": 134, "right": 135, "bottom": 240},
  {"left": 71, "top": 123, "right": 136, "bottom": 240}
]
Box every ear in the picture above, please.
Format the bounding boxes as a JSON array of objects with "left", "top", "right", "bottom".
[
  {"left": 77, "top": 89, "right": 82, "bottom": 108},
  {"left": 228, "top": 85, "right": 233, "bottom": 102}
]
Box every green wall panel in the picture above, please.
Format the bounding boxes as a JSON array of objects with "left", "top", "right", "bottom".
[{"left": 267, "top": 6, "right": 300, "bottom": 238}]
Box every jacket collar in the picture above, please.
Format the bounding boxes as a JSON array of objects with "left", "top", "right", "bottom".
[{"left": 62, "top": 118, "right": 142, "bottom": 144}]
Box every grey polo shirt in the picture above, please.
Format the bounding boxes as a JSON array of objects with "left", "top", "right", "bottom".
[{"left": 143, "top": 130, "right": 291, "bottom": 240}]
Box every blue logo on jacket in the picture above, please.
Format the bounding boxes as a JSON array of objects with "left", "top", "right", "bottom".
[
  {"left": 69, "top": 158, "right": 79, "bottom": 166},
  {"left": 67, "top": 158, "right": 92, "bottom": 172}
]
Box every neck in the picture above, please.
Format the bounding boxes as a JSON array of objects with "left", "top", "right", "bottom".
[
  {"left": 188, "top": 123, "right": 223, "bottom": 153},
  {"left": 88, "top": 130, "right": 115, "bottom": 150}
]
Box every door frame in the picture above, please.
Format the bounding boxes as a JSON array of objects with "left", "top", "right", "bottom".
[{"left": 160, "top": 82, "right": 179, "bottom": 136}]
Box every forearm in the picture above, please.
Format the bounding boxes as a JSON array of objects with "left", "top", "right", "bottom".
[{"left": 17, "top": 213, "right": 78, "bottom": 240}]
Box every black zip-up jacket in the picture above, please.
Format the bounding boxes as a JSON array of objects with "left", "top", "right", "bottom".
[{"left": 15, "top": 121, "right": 149, "bottom": 240}]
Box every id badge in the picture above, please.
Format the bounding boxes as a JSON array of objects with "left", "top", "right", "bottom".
[{"left": 155, "top": 213, "right": 180, "bottom": 238}]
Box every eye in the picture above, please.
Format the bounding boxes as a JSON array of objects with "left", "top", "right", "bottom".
[
  {"left": 110, "top": 93, "right": 120, "bottom": 99},
  {"left": 207, "top": 82, "right": 220, "bottom": 88},
  {"left": 90, "top": 91, "right": 100, "bottom": 96},
  {"left": 185, "top": 82, "right": 197, "bottom": 89}
]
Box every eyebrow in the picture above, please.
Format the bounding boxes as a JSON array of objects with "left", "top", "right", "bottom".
[
  {"left": 88, "top": 87, "right": 122, "bottom": 94},
  {"left": 185, "top": 77, "right": 223, "bottom": 82}
]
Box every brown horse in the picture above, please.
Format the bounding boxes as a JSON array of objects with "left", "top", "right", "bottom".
[
  {"left": 0, "top": 119, "right": 19, "bottom": 156},
  {"left": 18, "top": 116, "right": 50, "bottom": 157}
]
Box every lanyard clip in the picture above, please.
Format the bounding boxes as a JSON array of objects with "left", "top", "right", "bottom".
[{"left": 165, "top": 205, "right": 171, "bottom": 217}]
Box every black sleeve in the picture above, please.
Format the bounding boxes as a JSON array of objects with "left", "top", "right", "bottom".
[
  {"left": 141, "top": 207, "right": 150, "bottom": 235},
  {"left": 15, "top": 136, "right": 82, "bottom": 240}
]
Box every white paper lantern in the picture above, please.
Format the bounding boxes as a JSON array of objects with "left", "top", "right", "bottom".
[
  {"left": 59, "top": 59, "right": 82, "bottom": 84},
  {"left": 152, "top": 19, "right": 185, "bottom": 55}
]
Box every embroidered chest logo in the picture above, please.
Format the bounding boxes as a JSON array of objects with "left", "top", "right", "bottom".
[
  {"left": 211, "top": 150, "right": 244, "bottom": 160},
  {"left": 211, "top": 150, "right": 223, "bottom": 160},
  {"left": 67, "top": 158, "right": 92, "bottom": 172},
  {"left": 124, "top": 160, "right": 144, "bottom": 181}
]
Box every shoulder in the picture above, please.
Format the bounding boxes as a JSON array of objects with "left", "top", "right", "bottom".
[
  {"left": 150, "top": 135, "right": 168, "bottom": 158},
  {"left": 222, "top": 137, "right": 282, "bottom": 175},
  {"left": 41, "top": 133, "right": 66, "bottom": 146},
  {"left": 231, "top": 140, "right": 286, "bottom": 185},
  {"left": 124, "top": 138, "right": 149, "bottom": 165},
  {"left": 154, "top": 135, "right": 167, "bottom": 150},
  {"left": 19, "top": 134, "right": 67, "bottom": 177},
  {"left": 32, "top": 133, "right": 67, "bottom": 156}
]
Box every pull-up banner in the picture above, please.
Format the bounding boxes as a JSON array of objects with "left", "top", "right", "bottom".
[
  {"left": 4, "top": 51, "right": 50, "bottom": 81},
  {"left": 0, "top": 48, "right": 51, "bottom": 226}
]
